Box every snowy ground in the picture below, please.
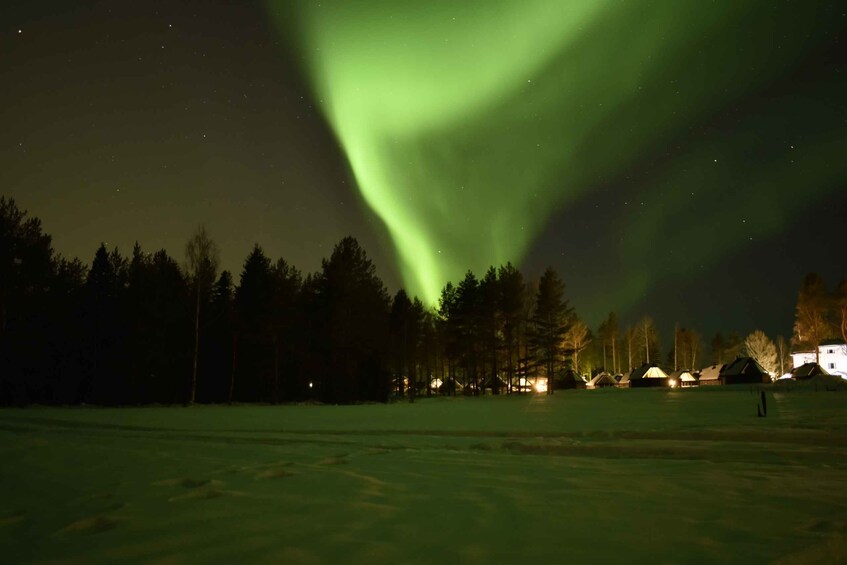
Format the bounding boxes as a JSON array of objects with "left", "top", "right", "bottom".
[{"left": 2, "top": 388, "right": 846, "bottom": 563}]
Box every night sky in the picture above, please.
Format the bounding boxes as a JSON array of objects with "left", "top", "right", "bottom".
[{"left": 3, "top": 1, "right": 846, "bottom": 343}]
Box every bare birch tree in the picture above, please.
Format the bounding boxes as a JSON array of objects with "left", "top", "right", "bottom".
[
  {"left": 564, "top": 318, "right": 591, "bottom": 375},
  {"left": 744, "top": 330, "right": 778, "bottom": 378},
  {"left": 634, "top": 316, "right": 659, "bottom": 365},
  {"left": 185, "top": 224, "right": 219, "bottom": 404},
  {"left": 676, "top": 327, "right": 702, "bottom": 370}
]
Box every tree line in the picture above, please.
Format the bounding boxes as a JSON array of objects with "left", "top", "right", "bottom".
[
  {"left": 1, "top": 197, "right": 390, "bottom": 405},
  {"left": 1, "top": 196, "right": 845, "bottom": 405}
]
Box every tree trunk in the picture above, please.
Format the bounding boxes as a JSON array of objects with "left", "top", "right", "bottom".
[
  {"left": 450, "top": 359, "right": 455, "bottom": 397},
  {"left": 191, "top": 286, "right": 200, "bottom": 404},
  {"left": 645, "top": 330, "right": 650, "bottom": 364},
  {"left": 612, "top": 336, "right": 617, "bottom": 374},
  {"left": 491, "top": 335, "right": 498, "bottom": 395},
  {"left": 229, "top": 334, "right": 237, "bottom": 403},
  {"left": 573, "top": 347, "right": 579, "bottom": 375},
  {"left": 425, "top": 345, "right": 432, "bottom": 397},
  {"left": 508, "top": 342, "right": 514, "bottom": 395},
  {"left": 673, "top": 325, "right": 678, "bottom": 372},
  {"left": 547, "top": 318, "right": 554, "bottom": 395},
  {"left": 602, "top": 340, "right": 607, "bottom": 372},
  {"left": 273, "top": 334, "right": 280, "bottom": 403},
  {"left": 692, "top": 341, "right": 698, "bottom": 371}
]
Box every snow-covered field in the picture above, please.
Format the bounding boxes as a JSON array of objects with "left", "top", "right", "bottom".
[{"left": 2, "top": 388, "right": 846, "bottom": 563}]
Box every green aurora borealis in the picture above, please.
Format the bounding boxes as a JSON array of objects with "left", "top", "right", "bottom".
[
  {"left": 271, "top": 1, "right": 847, "bottom": 307},
  {"left": 3, "top": 1, "right": 845, "bottom": 339}
]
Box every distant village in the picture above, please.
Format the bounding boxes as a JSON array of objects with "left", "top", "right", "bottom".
[
  {"left": 418, "top": 270, "right": 847, "bottom": 397},
  {"left": 424, "top": 341, "right": 847, "bottom": 395},
  {"left": 572, "top": 340, "right": 843, "bottom": 391}
]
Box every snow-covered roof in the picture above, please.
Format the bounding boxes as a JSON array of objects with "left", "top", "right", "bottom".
[
  {"left": 669, "top": 370, "right": 696, "bottom": 382},
  {"left": 720, "top": 357, "right": 767, "bottom": 378},
  {"left": 628, "top": 364, "right": 668, "bottom": 380},
  {"left": 587, "top": 373, "right": 616, "bottom": 388},
  {"left": 698, "top": 365, "right": 723, "bottom": 381}
]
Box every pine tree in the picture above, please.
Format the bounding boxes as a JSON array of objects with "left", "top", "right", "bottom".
[
  {"left": 420, "top": 307, "right": 438, "bottom": 396},
  {"left": 531, "top": 268, "right": 572, "bottom": 394},
  {"left": 390, "top": 289, "right": 414, "bottom": 396},
  {"left": 85, "top": 244, "right": 128, "bottom": 404},
  {"left": 312, "top": 237, "right": 390, "bottom": 403},
  {"left": 454, "top": 271, "right": 481, "bottom": 393},
  {"left": 270, "top": 258, "right": 301, "bottom": 402},
  {"left": 498, "top": 263, "right": 525, "bottom": 393},
  {"left": 235, "top": 245, "right": 274, "bottom": 401},
  {"left": 0, "top": 197, "right": 55, "bottom": 404},
  {"left": 438, "top": 282, "right": 459, "bottom": 395},
  {"left": 479, "top": 266, "right": 503, "bottom": 394},
  {"left": 207, "top": 271, "right": 235, "bottom": 402}
]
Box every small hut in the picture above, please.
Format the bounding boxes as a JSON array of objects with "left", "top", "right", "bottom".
[
  {"left": 482, "top": 375, "right": 508, "bottom": 395},
  {"left": 627, "top": 364, "right": 670, "bottom": 388},
  {"left": 587, "top": 372, "right": 617, "bottom": 389},
  {"left": 438, "top": 379, "right": 464, "bottom": 395},
  {"left": 774, "top": 365, "right": 847, "bottom": 391},
  {"left": 668, "top": 370, "right": 698, "bottom": 388},
  {"left": 718, "top": 357, "right": 770, "bottom": 385},
  {"left": 792, "top": 362, "right": 829, "bottom": 380},
  {"left": 553, "top": 369, "right": 586, "bottom": 390},
  {"left": 617, "top": 369, "right": 635, "bottom": 388}
]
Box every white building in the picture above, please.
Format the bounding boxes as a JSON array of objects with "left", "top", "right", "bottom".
[{"left": 792, "top": 342, "right": 847, "bottom": 378}]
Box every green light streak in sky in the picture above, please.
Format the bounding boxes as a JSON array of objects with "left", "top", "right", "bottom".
[
  {"left": 281, "top": 0, "right": 618, "bottom": 303},
  {"left": 269, "top": 1, "right": 843, "bottom": 306}
]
